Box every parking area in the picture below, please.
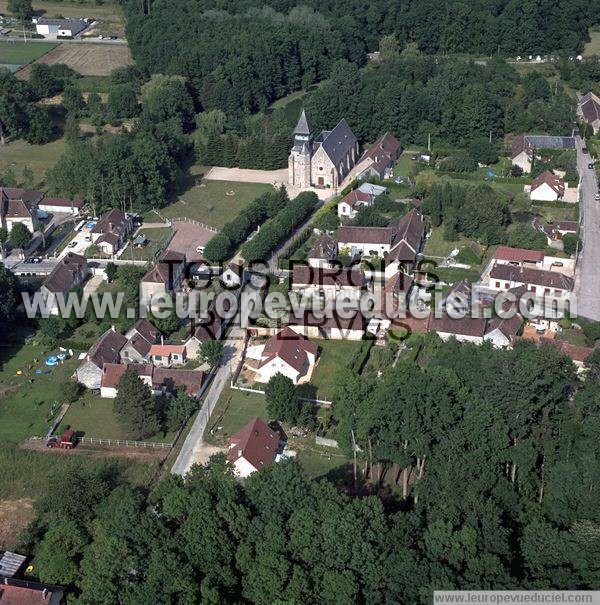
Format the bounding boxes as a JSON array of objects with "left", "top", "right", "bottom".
[
  {"left": 166, "top": 220, "right": 217, "bottom": 263},
  {"left": 58, "top": 219, "right": 97, "bottom": 258}
]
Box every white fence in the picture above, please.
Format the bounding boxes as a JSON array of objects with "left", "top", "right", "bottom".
[
  {"left": 230, "top": 382, "right": 332, "bottom": 406},
  {"left": 315, "top": 436, "right": 339, "bottom": 448},
  {"left": 79, "top": 437, "right": 172, "bottom": 449}
]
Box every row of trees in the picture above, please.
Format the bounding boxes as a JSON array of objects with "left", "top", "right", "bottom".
[
  {"left": 240, "top": 191, "right": 318, "bottom": 261},
  {"left": 23, "top": 333, "right": 600, "bottom": 602},
  {"left": 203, "top": 187, "right": 290, "bottom": 262}
]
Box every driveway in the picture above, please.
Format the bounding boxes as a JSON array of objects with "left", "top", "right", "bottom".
[{"left": 574, "top": 137, "right": 600, "bottom": 321}]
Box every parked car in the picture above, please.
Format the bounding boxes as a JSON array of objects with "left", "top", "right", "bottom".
[
  {"left": 68, "top": 241, "right": 78, "bottom": 248},
  {"left": 582, "top": 147, "right": 589, "bottom": 154},
  {"left": 588, "top": 162, "right": 595, "bottom": 169},
  {"left": 595, "top": 193, "right": 600, "bottom": 201}
]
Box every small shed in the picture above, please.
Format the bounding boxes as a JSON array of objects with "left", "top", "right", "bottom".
[{"left": 60, "top": 428, "right": 77, "bottom": 449}]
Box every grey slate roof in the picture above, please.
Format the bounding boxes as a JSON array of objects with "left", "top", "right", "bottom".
[
  {"left": 524, "top": 135, "right": 575, "bottom": 150},
  {"left": 319, "top": 119, "right": 357, "bottom": 166},
  {"left": 294, "top": 110, "right": 311, "bottom": 136}
]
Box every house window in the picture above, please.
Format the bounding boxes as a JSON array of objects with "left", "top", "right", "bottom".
[
  {"left": 123, "top": 350, "right": 129, "bottom": 358},
  {"left": 505, "top": 282, "right": 509, "bottom": 289},
  {"left": 544, "top": 288, "right": 550, "bottom": 295},
  {"left": 495, "top": 281, "right": 500, "bottom": 288}
]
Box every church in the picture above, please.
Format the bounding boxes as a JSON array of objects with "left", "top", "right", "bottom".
[{"left": 288, "top": 110, "right": 359, "bottom": 192}]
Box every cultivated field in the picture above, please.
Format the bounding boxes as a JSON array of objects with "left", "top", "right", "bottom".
[{"left": 16, "top": 43, "right": 132, "bottom": 78}]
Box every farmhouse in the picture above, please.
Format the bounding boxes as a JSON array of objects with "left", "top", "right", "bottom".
[
  {"left": 429, "top": 314, "right": 488, "bottom": 344},
  {"left": 491, "top": 246, "right": 545, "bottom": 268},
  {"left": 529, "top": 171, "right": 565, "bottom": 202},
  {"left": 246, "top": 326, "right": 318, "bottom": 385},
  {"left": 90, "top": 208, "right": 134, "bottom": 256},
  {"left": 354, "top": 132, "right": 402, "bottom": 180},
  {"left": 0, "top": 188, "right": 41, "bottom": 234},
  {"left": 307, "top": 233, "right": 337, "bottom": 268},
  {"left": 38, "top": 197, "right": 83, "bottom": 215},
  {"left": 227, "top": 416, "right": 281, "bottom": 478},
  {"left": 288, "top": 111, "right": 359, "bottom": 192},
  {"left": 77, "top": 327, "right": 128, "bottom": 389},
  {"left": 40, "top": 252, "right": 89, "bottom": 315},
  {"left": 35, "top": 17, "right": 87, "bottom": 37},
  {"left": 337, "top": 189, "right": 374, "bottom": 219},
  {"left": 483, "top": 313, "right": 524, "bottom": 348},
  {"left": 577, "top": 92, "right": 600, "bottom": 135}
]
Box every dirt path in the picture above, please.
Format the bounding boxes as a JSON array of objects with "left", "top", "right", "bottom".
[{"left": 204, "top": 166, "right": 288, "bottom": 186}]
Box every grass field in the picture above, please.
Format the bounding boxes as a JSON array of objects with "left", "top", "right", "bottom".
[
  {"left": 0, "top": 137, "right": 66, "bottom": 186},
  {"left": 0, "top": 336, "right": 86, "bottom": 444},
  {"left": 204, "top": 385, "right": 267, "bottom": 446},
  {"left": 297, "top": 339, "right": 364, "bottom": 401},
  {"left": 121, "top": 226, "right": 173, "bottom": 261},
  {"left": 57, "top": 392, "right": 175, "bottom": 443},
  {"left": 153, "top": 171, "right": 273, "bottom": 230},
  {"left": 424, "top": 227, "right": 471, "bottom": 258},
  {"left": 74, "top": 75, "right": 113, "bottom": 93},
  {"left": 584, "top": 28, "right": 600, "bottom": 57},
  {"left": 0, "top": 40, "right": 56, "bottom": 65}
]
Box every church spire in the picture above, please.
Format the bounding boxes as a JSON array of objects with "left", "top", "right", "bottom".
[{"left": 294, "top": 110, "right": 311, "bottom": 136}]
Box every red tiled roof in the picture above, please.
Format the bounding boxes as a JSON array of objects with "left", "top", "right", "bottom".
[
  {"left": 338, "top": 189, "right": 372, "bottom": 210},
  {"left": 511, "top": 134, "right": 533, "bottom": 160},
  {"left": 228, "top": 417, "right": 280, "bottom": 471},
  {"left": 531, "top": 170, "right": 565, "bottom": 197},
  {"left": 493, "top": 246, "right": 544, "bottom": 263},
  {"left": 40, "top": 197, "right": 83, "bottom": 208},
  {"left": 579, "top": 93, "right": 600, "bottom": 125},
  {"left": 87, "top": 328, "right": 128, "bottom": 369},
  {"left": 101, "top": 362, "right": 153, "bottom": 389},
  {"left": 260, "top": 326, "right": 318, "bottom": 373},
  {"left": 153, "top": 368, "right": 204, "bottom": 396},
  {"left": 42, "top": 252, "right": 87, "bottom": 293},
  {"left": 429, "top": 314, "right": 487, "bottom": 338},
  {"left": 149, "top": 344, "right": 186, "bottom": 356},
  {"left": 337, "top": 225, "right": 392, "bottom": 246},
  {"left": 539, "top": 338, "right": 593, "bottom": 363},
  {"left": 490, "top": 264, "right": 574, "bottom": 290}
]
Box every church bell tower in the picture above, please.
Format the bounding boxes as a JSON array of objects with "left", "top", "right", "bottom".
[{"left": 288, "top": 110, "right": 313, "bottom": 189}]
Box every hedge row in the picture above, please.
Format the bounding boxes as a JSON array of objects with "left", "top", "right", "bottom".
[
  {"left": 241, "top": 192, "right": 319, "bottom": 262},
  {"left": 203, "top": 188, "right": 288, "bottom": 262}
]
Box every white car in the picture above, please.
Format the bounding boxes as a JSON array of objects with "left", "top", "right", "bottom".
[
  {"left": 196, "top": 245, "right": 205, "bottom": 254},
  {"left": 68, "top": 241, "right": 78, "bottom": 248}
]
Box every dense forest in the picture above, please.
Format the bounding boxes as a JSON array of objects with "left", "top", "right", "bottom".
[
  {"left": 20, "top": 338, "right": 600, "bottom": 603},
  {"left": 123, "top": 0, "right": 599, "bottom": 118}
]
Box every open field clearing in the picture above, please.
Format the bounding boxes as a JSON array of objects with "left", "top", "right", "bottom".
[
  {"left": 0, "top": 40, "right": 56, "bottom": 67},
  {"left": 584, "top": 28, "right": 600, "bottom": 57},
  {"left": 0, "top": 137, "right": 66, "bottom": 186},
  {"left": 16, "top": 43, "right": 132, "bottom": 78}
]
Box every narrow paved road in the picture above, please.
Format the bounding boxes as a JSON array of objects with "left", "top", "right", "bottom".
[{"left": 575, "top": 136, "right": 600, "bottom": 321}]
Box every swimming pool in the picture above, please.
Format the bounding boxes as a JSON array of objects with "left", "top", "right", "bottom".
[{"left": 85, "top": 221, "right": 96, "bottom": 229}]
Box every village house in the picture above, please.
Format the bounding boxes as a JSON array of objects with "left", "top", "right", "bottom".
[
  {"left": 0, "top": 577, "right": 64, "bottom": 605},
  {"left": 353, "top": 132, "right": 402, "bottom": 180},
  {"left": 429, "top": 314, "right": 488, "bottom": 344},
  {"left": 532, "top": 217, "right": 578, "bottom": 246},
  {"left": 288, "top": 111, "right": 359, "bottom": 192},
  {"left": 100, "top": 362, "right": 205, "bottom": 398},
  {"left": 76, "top": 327, "right": 128, "bottom": 389},
  {"left": 289, "top": 309, "right": 366, "bottom": 340},
  {"left": 90, "top": 208, "right": 134, "bottom": 256},
  {"left": 537, "top": 338, "right": 593, "bottom": 373},
  {"left": 140, "top": 249, "right": 186, "bottom": 305},
  {"left": 528, "top": 170, "right": 565, "bottom": 202},
  {"left": 511, "top": 134, "right": 534, "bottom": 173},
  {"left": 35, "top": 16, "right": 87, "bottom": 37},
  {"left": 38, "top": 197, "right": 83, "bottom": 215},
  {"left": 337, "top": 189, "right": 375, "bottom": 219},
  {"left": 488, "top": 264, "right": 574, "bottom": 300},
  {"left": 291, "top": 265, "right": 368, "bottom": 301},
  {"left": 337, "top": 208, "right": 426, "bottom": 272},
  {"left": 40, "top": 252, "right": 89, "bottom": 315},
  {"left": 577, "top": 92, "right": 600, "bottom": 135},
  {"left": 0, "top": 188, "right": 41, "bottom": 234},
  {"left": 483, "top": 313, "right": 524, "bottom": 348},
  {"left": 439, "top": 279, "right": 473, "bottom": 316},
  {"left": 149, "top": 343, "right": 187, "bottom": 367},
  {"left": 227, "top": 416, "right": 281, "bottom": 478},
  {"left": 245, "top": 326, "right": 318, "bottom": 385},
  {"left": 307, "top": 233, "right": 337, "bottom": 268},
  {"left": 490, "top": 246, "right": 545, "bottom": 269},
  {"left": 100, "top": 363, "right": 154, "bottom": 398},
  {"left": 120, "top": 319, "right": 162, "bottom": 363}
]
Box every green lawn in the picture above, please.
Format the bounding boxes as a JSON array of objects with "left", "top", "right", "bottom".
[
  {"left": 431, "top": 266, "right": 483, "bottom": 284},
  {"left": 532, "top": 204, "right": 579, "bottom": 222},
  {"left": 0, "top": 137, "right": 67, "bottom": 187},
  {"left": 294, "top": 446, "right": 350, "bottom": 481},
  {"left": 121, "top": 226, "right": 173, "bottom": 261},
  {"left": 0, "top": 336, "right": 86, "bottom": 444},
  {"left": 57, "top": 392, "right": 175, "bottom": 443},
  {"left": 584, "top": 28, "right": 600, "bottom": 57},
  {"left": 147, "top": 172, "right": 273, "bottom": 230},
  {"left": 423, "top": 227, "right": 470, "bottom": 258},
  {"left": 74, "top": 75, "right": 113, "bottom": 94},
  {"left": 204, "top": 384, "right": 267, "bottom": 446},
  {"left": 0, "top": 41, "right": 56, "bottom": 65},
  {"left": 297, "top": 339, "right": 365, "bottom": 401}
]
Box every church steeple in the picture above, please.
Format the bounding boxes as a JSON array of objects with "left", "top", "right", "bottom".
[
  {"left": 293, "top": 110, "right": 312, "bottom": 148},
  {"left": 294, "top": 110, "right": 311, "bottom": 137}
]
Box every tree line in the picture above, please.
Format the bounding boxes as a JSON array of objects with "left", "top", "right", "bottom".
[{"left": 20, "top": 336, "right": 600, "bottom": 602}]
